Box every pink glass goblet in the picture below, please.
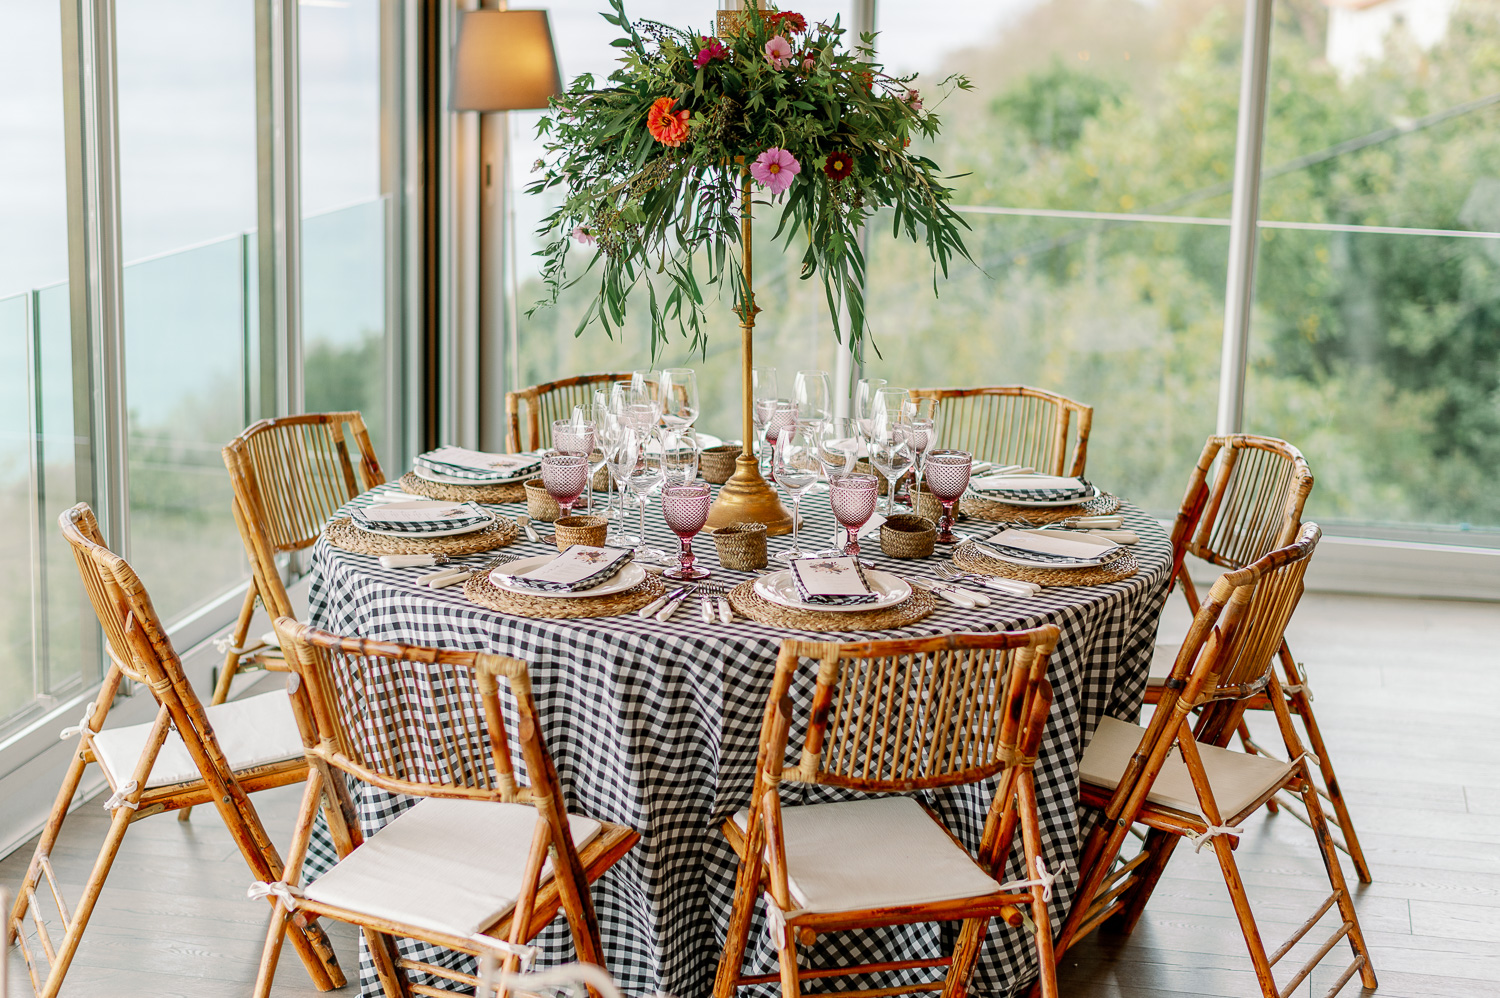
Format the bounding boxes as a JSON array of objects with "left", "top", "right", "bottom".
[
  {"left": 924, "top": 449, "right": 972, "bottom": 544},
  {"left": 762, "top": 400, "right": 797, "bottom": 484},
  {"left": 553, "top": 419, "right": 599, "bottom": 511},
  {"left": 541, "top": 453, "right": 590, "bottom": 519},
  {"left": 661, "top": 482, "right": 712, "bottom": 580},
  {"left": 829, "top": 473, "right": 879, "bottom": 560}
]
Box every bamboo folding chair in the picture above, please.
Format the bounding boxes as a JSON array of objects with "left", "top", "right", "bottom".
[
  {"left": 214, "top": 412, "right": 385, "bottom": 711},
  {"left": 252, "top": 619, "right": 640, "bottom": 998},
  {"left": 715, "top": 627, "right": 1062, "bottom": 998},
  {"left": 1056, "top": 524, "right": 1379, "bottom": 998},
  {"left": 1149, "top": 434, "right": 1370, "bottom": 883},
  {"left": 506, "top": 373, "right": 633, "bottom": 453},
  {"left": 907, "top": 386, "right": 1092, "bottom": 477},
  {"left": 5, "top": 504, "right": 344, "bottom": 998}
]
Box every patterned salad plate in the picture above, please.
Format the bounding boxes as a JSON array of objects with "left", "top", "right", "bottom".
[
  {"left": 488, "top": 554, "right": 647, "bottom": 599},
  {"left": 753, "top": 569, "right": 911, "bottom": 613}
]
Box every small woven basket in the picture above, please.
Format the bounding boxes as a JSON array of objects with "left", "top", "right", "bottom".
[
  {"left": 554, "top": 515, "right": 608, "bottom": 550},
  {"left": 852, "top": 460, "right": 890, "bottom": 496},
  {"left": 524, "top": 479, "right": 561, "bottom": 523},
  {"left": 880, "top": 514, "right": 936, "bottom": 559},
  {"left": 912, "top": 485, "right": 951, "bottom": 524},
  {"left": 713, "top": 521, "right": 768, "bottom": 570},
  {"left": 700, "top": 445, "right": 741, "bottom": 485}
]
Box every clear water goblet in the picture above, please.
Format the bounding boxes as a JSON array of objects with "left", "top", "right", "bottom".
[
  {"left": 762, "top": 400, "right": 798, "bottom": 483},
  {"left": 604, "top": 426, "right": 640, "bottom": 546},
  {"left": 660, "top": 427, "right": 700, "bottom": 486},
  {"left": 924, "top": 450, "right": 973, "bottom": 544},
  {"left": 541, "top": 453, "right": 590, "bottom": 520},
  {"left": 661, "top": 483, "right": 712, "bottom": 581},
  {"left": 815, "top": 417, "right": 861, "bottom": 479},
  {"left": 793, "top": 369, "right": 832, "bottom": 424},
  {"left": 752, "top": 367, "right": 778, "bottom": 459},
  {"left": 626, "top": 433, "right": 670, "bottom": 563},
  {"left": 853, "top": 377, "right": 888, "bottom": 445},
  {"left": 868, "top": 412, "right": 914, "bottom": 515},
  {"left": 772, "top": 422, "right": 822, "bottom": 564},
  {"left": 660, "top": 368, "right": 699, "bottom": 430},
  {"left": 829, "top": 473, "right": 879, "bottom": 561}
]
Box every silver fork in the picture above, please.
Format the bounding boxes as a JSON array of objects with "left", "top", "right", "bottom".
[
  {"left": 687, "top": 582, "right": 734, "bottom": 624},
  {"left": 934, "top": 563, "right": 1040, "bottom": 595}
]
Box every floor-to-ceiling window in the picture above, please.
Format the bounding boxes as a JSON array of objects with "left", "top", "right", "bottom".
[
  {"left": 0, "top": 0, "right": 93, "bottom": 726},
  {"left": 301, "top": 0, "right": 394, "bottom": 468},
  {"left": 1245, "top": 0, "right": 1500, "bottom": 546}
]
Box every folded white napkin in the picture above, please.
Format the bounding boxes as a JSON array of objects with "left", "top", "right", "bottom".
[
  {"left": 503, "top": 546, "right": 634, "bottom": 592},
  {"left": 981, "top": 528, "right": 1121, "bottom": 563},
  {"left": 970, "top": 474, "right": 1089, "bottom": 494}
]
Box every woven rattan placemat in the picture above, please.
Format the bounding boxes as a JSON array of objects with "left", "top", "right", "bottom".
[
  {"left": 399, "top": 471, "right": 527, "bottom": 505},
  {"left": 324, "top": 515, "right": 517, "bottom": 556},
  {"left": 953, "top": 539, "right": 1138, "bottom": 587},
  {"left": 463, "top": 564, "right": 666, "bottom": 619},
  {"left": 961, "top": 490, "right": 1122, "bottom": 525},
  {"left": 727, "top": 579, "right": 938, "bottom": 633}
]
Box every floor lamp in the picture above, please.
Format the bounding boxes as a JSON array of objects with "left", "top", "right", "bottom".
[{"left": 452, "top": 7, "right": 562, "bottom": 451}]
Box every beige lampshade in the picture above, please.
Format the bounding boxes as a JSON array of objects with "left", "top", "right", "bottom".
[{"left": 452, "top": 10, "right": 563, "bottom": 112}]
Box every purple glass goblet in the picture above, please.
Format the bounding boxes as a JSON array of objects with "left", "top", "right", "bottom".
[
  {"left": 541, "top": 453, "right": 590, "bottom": 519},
  {"left": 661, "top": 483, "right": 712, "bottom": 580},
  {"left": 924, "top": 449, "right": 972, "bottom": 544},
  {"left": 829, "top": 473, "right": 879, "bottom": 560}
]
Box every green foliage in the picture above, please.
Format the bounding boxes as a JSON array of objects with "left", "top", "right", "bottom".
[
  {"left": 990, "top": 57, "right": 1122, "bottom": 151},
  {"left": 527, "top": 0, "right": 974, "bottom": 359}
]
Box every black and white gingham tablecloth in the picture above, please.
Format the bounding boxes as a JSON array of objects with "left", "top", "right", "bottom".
[{"left": 302, "top": 481, "right": 1172, "bottom": 997}]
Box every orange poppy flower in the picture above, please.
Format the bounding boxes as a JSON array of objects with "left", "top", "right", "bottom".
[{"left": 646, "top": 96, "right": 691, "bottom": 147}]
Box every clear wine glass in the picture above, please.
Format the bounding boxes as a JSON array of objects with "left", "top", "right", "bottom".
[
  {"left": 626, "top": 432, "right": 669, "bottom": 563},
  {"left": 631, "top": 369, "right": 662, "bottom": 408},
  {"left": 762, "top": 401, "right": 798, "bottom": 484},
  {"left": 752, "top": 367, "right": 778, "bottom": 461},
  {"left": 793, "top": 369, "right": 832, "bottom": 425},
  {"left": 868, "top": 410, "right": 914, "bottom": 515},
  {"left": 660, "top": 427, "right": 700, "bottom": 486},
  {"left": 541, "top": 453, "right": 589, "bottom": 519},
  {"left": 772, "top": 422, "right": 822, "bottom": 565},
  {"left": 905, "top": 415, "right": 936, "bottom": 509},
  {"left": 924, "top": 450, "right": 973, "bottom": 544},
  {"left": 661, "top": 483, "right": 712, "bottom": 581},
  {"left": 660, "top": 368, "right": 699, "bottom": 430},
  {"left": 815, "top": 417, "right": 861, "bottom": 479},
  {"left": 604, "top": 426, "right": 640, "bottom": 546},
  {"left": 853, "top": 377, "right": 888, "bottom": 445},
  {"left": 829, "top": 473, "right": 879, "bottom": 561},
  {"left": 590, "top": 401, "right": 619, "bottom": 520}
]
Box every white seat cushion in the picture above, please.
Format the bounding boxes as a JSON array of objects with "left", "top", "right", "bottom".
[
  {"left": 1080, "top": 716, "right": 1300, "bottom": 822},
  {"left": 733, "top": 796, "right": 1001, "bottom": 914},
  {"left": 303, "top": 797, "right": 603, "bottom": 939},
  {"left": 91, "top": 690, "right": 305, "bottom": 789}
]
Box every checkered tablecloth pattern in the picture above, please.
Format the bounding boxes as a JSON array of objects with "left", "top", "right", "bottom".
[{"left": 302, "top": 482, "right": 1172, "bottom": 997}]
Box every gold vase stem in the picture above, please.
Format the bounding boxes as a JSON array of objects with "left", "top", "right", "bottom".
[{"left": 740, "top": 174, "right": 755, "bottom": 459}]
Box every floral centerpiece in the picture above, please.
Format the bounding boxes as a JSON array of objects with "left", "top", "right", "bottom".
[
  {"left": 528, "top": 0, "right": 972, "bottom": 355},
  {"left": 527, "top": 0, "right": 972, "bottom": 531}
]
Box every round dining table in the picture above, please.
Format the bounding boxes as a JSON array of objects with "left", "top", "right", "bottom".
[{"left": 301, "top": 478, "right": 1173, "bottom": 998}]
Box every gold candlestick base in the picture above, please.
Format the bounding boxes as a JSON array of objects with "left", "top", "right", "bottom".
[{"left": 706, "top": 455, "right": 794, "bottom": 535}]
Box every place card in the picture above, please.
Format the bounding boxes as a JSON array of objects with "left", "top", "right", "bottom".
[{"left": 789, "top": 556, "right": 881, "bottom": 606}]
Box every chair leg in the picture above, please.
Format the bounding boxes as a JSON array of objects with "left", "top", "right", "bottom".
[
  {"left": 944, "top": 917, "right": 990, "bottom": 998},
  {"left": 32, "top": 804, "right": 135, "bottom": 998},
  {"left": 211, "top": 583, "right": 261, "bottom": 707},
  {"left": 1291, "top": 690, "right": 1373, "bottom": 884},
  {"left": 773, "top": 918, "right": 801, "bottom": 998},
  {"left": 1206, "top": 830, "right": 1280, "bottom": 998},
  {"left": 251, "top": 898, "right": 295, "bottom": 998},
  {"left": 365, "top": 927, "right": 412, "bottom": 998},
  {"left": 713, "top": 848, "right": 763, "bottom": 998},
  {"left": 1107, "top": 827, "right": 1181, "bottom": 937},
  {"left": 1297, "top": 770, "right": 1379, "bottom": 992},
  {"left": 1016, "top": 775, "right": 1059, "bottom": 998}
]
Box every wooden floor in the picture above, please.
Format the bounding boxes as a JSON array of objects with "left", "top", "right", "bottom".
[{"left": 4, "top": 592, "right": 1498, "bottom": 998}]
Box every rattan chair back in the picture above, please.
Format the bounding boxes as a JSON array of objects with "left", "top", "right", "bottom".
[
  {"left": 908, "top": 385, "right": 1092, "bottom": 476},
  {"left": 275, "top": 621, "right": 537, "bottom": 804},
  {"left": 506, "top": 372, "right": 632, "bottom": 453},
  {"left": 774, "top": 629, "right": 1058, "bottom": 792}
]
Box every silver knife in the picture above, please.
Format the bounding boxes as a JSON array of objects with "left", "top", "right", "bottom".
[{"left": 638, "top": 586, "right": 684, "bottom": 618}]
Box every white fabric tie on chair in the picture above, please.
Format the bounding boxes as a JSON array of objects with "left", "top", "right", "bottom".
[
  {"left": 247, "top": 880, "right": 305, "bottom": 911},
  {"left": 212, "top": 634, "right": 255, "bottom": 656},
  {"left": 102, "top": 781, "right": 140, "bottom": 811},
  {"left": 59, "top": 704, "right": 95, "bottom": 740},
  {"left": 1186, "top": 823, "right": 1244, "bottom": 853},
  {"left": 761, "top": 893, "right": 806, "bottom": 946},
  {"left": 997, "top": 855, "right": 1058, "bottom": 902}
]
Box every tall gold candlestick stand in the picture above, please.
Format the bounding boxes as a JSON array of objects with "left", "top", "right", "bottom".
[{"left": 705, "top": 173, "right": 794, "bottom": 534}]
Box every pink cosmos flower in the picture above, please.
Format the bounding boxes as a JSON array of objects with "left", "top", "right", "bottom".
[
  {"left": 694, "top": 38, "right": 728, "bottom": 69},
  {"left": 905, "top": 89, "right": 923, "bottom": 111},
  {"left": 750, "top": 147, "right": 801, "bottom": 196},
  {"left": 571, "top": 226, "right": 596, "bottom": 246},
  {"left": 764, "top": 35, "right": 793, "bottom": 70}
]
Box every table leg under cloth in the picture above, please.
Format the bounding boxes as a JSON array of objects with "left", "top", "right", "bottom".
[{"left": 300, "top": 488, "right": 1171, "bottom": 997}]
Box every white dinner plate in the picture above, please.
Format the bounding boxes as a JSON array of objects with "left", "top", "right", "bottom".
[
  {"left": 488, "top": 554, "right": 646, "bottom": 599},
  {"left": 753, "top": 569, "right": 912, "bottom": 613},
  {"left": 968, "top": 484, "right": 1102, "bottom": 508},
  {"left": 977, "top": 530, "right": 1122, "bottom": 569},
  {"left": 355, "top": 500, "right": 496, "bottom": 538}
]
